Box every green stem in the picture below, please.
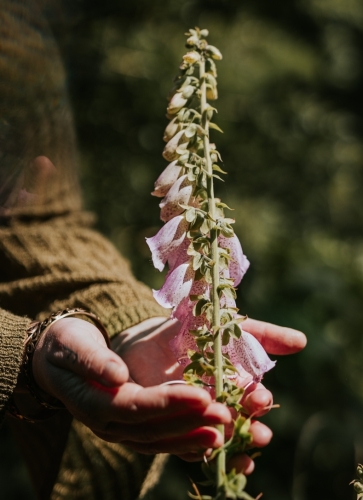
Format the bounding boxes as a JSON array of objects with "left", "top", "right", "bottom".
[{"left": 200, "top": 58, "right": 226, "bottom": 498}]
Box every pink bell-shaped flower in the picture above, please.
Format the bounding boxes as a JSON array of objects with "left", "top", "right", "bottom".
[
  {"left": 162, "top": 130, "right": 188, "bottom": 161},
  {"left": 151, "top": 160, "right": 183, "bottom": 198},
  {"left": 159, "top": 175, "right": 193, "bottom": 222},
  {"left": 219, "top": 234, "right": 250, "bottom": 286},
  {"left": 146, "top": 215, "right": 188, "bottom": 272},
  {"left": 153, "top": 261, "right": 195, "bottom": 310},
  {"left": 229, "top": 330, "right": 276, "bottom": 383}
]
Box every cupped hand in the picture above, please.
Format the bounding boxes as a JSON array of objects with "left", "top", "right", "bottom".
[
  {"left": 31, "top": 318, "right": 231, "bottom": 456},
  {"left": 113, "top": 316, "right": 306, "bottom": 472}
]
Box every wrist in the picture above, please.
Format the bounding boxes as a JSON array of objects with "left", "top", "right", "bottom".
[{"left": 32, "top": 309, "right": 111, "bottom": 400}]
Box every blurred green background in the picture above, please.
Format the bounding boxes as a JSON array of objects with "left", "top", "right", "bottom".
[{"left": 4, "top": 0, "right": 363, "bottom": 498}]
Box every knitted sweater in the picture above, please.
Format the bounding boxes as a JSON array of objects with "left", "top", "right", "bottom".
[
  {"left": 0, "top": 1, "right": 170, "bottom": 497},
  {"left": 0, "top": 211, "right": 169, "bottom": 500}
]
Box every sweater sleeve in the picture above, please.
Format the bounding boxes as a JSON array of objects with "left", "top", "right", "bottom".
[
  {"left": 0, "top": 213, "right": 169, "bottom": 337},
  {"left": 0, "top": 308, "right": 30, "bottom": 426}
]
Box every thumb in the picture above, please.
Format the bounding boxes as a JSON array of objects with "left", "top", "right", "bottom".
[{"left": 35, "top": 318, "right": 129, "bottom": 388}]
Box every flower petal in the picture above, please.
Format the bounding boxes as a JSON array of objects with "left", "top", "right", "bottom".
[
  {"left": 162, "top": 130, "right": 187, "bottom": 161},
  {"left": 146, "top": 215, "right": 188, "bottom": 272},
  {"left": 167, "top": 93, "right": 188, "bottom": 115},
  {"left": 153, "top": 261, "right": 194, "bottom": 309},
  {"left": 163, "top": 117, "right": 181, "bottom": 142},
  {"left": 159, "top": 175, "right": 193, "bottom": 222},
  {"left": 168, "top": 236, "right": 190, "bottom": 272},
  {"left": 170, "top": 310, "right": 206, "bottom": 364},
  {"left": 219, "top": 234, "right": 250, "bottom": 286},
  {"left": 173, "top": 278, "right": 209, "bottom": 322},
  {"left": 228, "top": 331, "right": 276, "bottom": 383},
  {"left": 151, "top": 160, "right": 183, "bottom": 198}
]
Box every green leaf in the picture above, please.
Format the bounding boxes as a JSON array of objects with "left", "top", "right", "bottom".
[
  {"left": 212, "top": 174, "right": 225, "bottom": 182},
  {"left": 187, "top": 494, "right": 212, "bottom": 500},
  {"left": 193, "top": 253, "right": 203, "bottom": 270},
  {"left": 212, "top": 164, "right": 227, "bottom": 174},
  {"left": 194, "top": 298, "right": 210, "bottom": 316},
  {"left": 216, "top": 201, "right": 234, "bottom": 210},
  {"left": 209, "top": 122, "right": 224, "bottom": 133},
  {"left": 232, "top": 323, "right": 242, "bottom": 339},
  {"left": 222, "top": 329, "right": 230, "bottom": 345},
  {"left": 220, "top": 223, "right": 234, "bottom": 238},
  {"left": 184, "top": 124, "right": 197, "bottom": 138},
  {"left": 186, "top": 207, "right": 196, "bottom": 222},
  {"left": 189, "top": 295, "right": 203, "bottom": 302}
]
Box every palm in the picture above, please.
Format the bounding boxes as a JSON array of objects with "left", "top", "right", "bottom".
[
  {"left": 113, "top": 317, "right": 306, "bottom": 388},
  {"left": 112, "top": 319, "right": 184, "bottom": 386}
]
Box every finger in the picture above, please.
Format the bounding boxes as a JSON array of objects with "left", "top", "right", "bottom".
[
  {"left": 36, "top": 318, "right": 128, "bottom": 387},
  {"left": 177, "top": 449, "right": 213, "bottom": 462},
  {"left": 107, "top": 384, "right": 230, "bottom": 424},
  {"left": 103, "top": 403, "right": 231, "bottom": 442},
  {"left": 242, "top": 387, "right": 273, "bottom": 417},
  {"left": 242, "top": 318, "right": 306, "bottom": 355},
  {"left": 119, "top": 427, "right": 223, "bottom": 455},
  {"left": 249, "top": 420, "right": 272, "bottom": 448},
  {"left": 63, "top": 380, "right": 230, "bottom": 431},
  {"left": 227, "top": 454, "right": 255, "bottom": 475}
]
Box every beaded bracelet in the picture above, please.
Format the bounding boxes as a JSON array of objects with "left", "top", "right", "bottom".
[{"left": 7, "top": 308, "right": 111, "bottom": 422}]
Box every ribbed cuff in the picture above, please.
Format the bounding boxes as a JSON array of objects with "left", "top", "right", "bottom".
[
  {"left": 39, "top": 282, "right": 170, "bottom": 338},
  {"left": 0, "top": 309, "right": 30, "bottom": 425}
]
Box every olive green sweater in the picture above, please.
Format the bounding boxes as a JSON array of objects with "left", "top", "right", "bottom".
[
  {"left": 0, "top": 1, "right": 169, "bottom": 497},
  {"left": 0, "top": 211, "right": 169, "bottom": 500}
]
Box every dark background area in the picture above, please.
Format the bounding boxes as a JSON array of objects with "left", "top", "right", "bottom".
[{"left": 2, "top": 0, "right": 363, "bottom": 498}]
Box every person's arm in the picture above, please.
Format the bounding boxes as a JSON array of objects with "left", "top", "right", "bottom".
[{"left": 0, "top": 308, "right": 31, "bottom": 426}]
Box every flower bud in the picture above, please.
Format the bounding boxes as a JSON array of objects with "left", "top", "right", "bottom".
[
  {"left": 354, "top": 482, "right": 363, "bottom": 494},
  {"left": 182, "top": 85, "right": 196, "bottom": 99},
  {"left": 231, "top": 331, "right": 276, "bottom": 383},
  {"left": 163, "top": 129, "right": 187, "bottom": 161},
  {"left": 206, "top": 85, "right": 218, "bottom": 100},
  {"left": 206, "top": 45, "right": 222, "bottom": 61},
  {"left": 163, "top": 117, "right": 180, "bottom": 142},
  {"left": 200, "top": 29, "right": 209, "bottom": 38},
  {"left": 167, "top": 92, "right": 188, "bottom": 115},
  {"left": 159, "top": 175, "right": 193, "bottom": 222},
  {"left": 152, "top": 160, "right": 182, "bottom": 197},
  {"left": 183, "top": 51, "right": 201, "bottom": 65},
  {"left": 186, "top": 35, "right": 199, "bottom": 47}
]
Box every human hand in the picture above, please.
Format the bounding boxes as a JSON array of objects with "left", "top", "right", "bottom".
[
  {"left": 30, "top": 317, "right": 231, "bottom": 456},
  {"left": 113, "top": 316, "right": 306, "bottom": 471}
]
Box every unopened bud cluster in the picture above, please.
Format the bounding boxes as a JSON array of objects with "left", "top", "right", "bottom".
[{"left": 351, "top": 464, "right": 363, "bottom": 499}]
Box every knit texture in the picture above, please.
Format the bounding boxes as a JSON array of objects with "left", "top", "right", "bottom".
[
  {"left": 51, "top": 420, "right": 168, "bottom": 500},
  {"left": 0, "top": 214, "right": 168, "bottom": 334},
  {"left": 0, "top": 1, "right": 170, "bottom": 497},
  {"left": 0, "top": 213, "right": 170, "bottom": 500},
  {"left": 0, "top": 309, "right": 30, "bottom": 426}
]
